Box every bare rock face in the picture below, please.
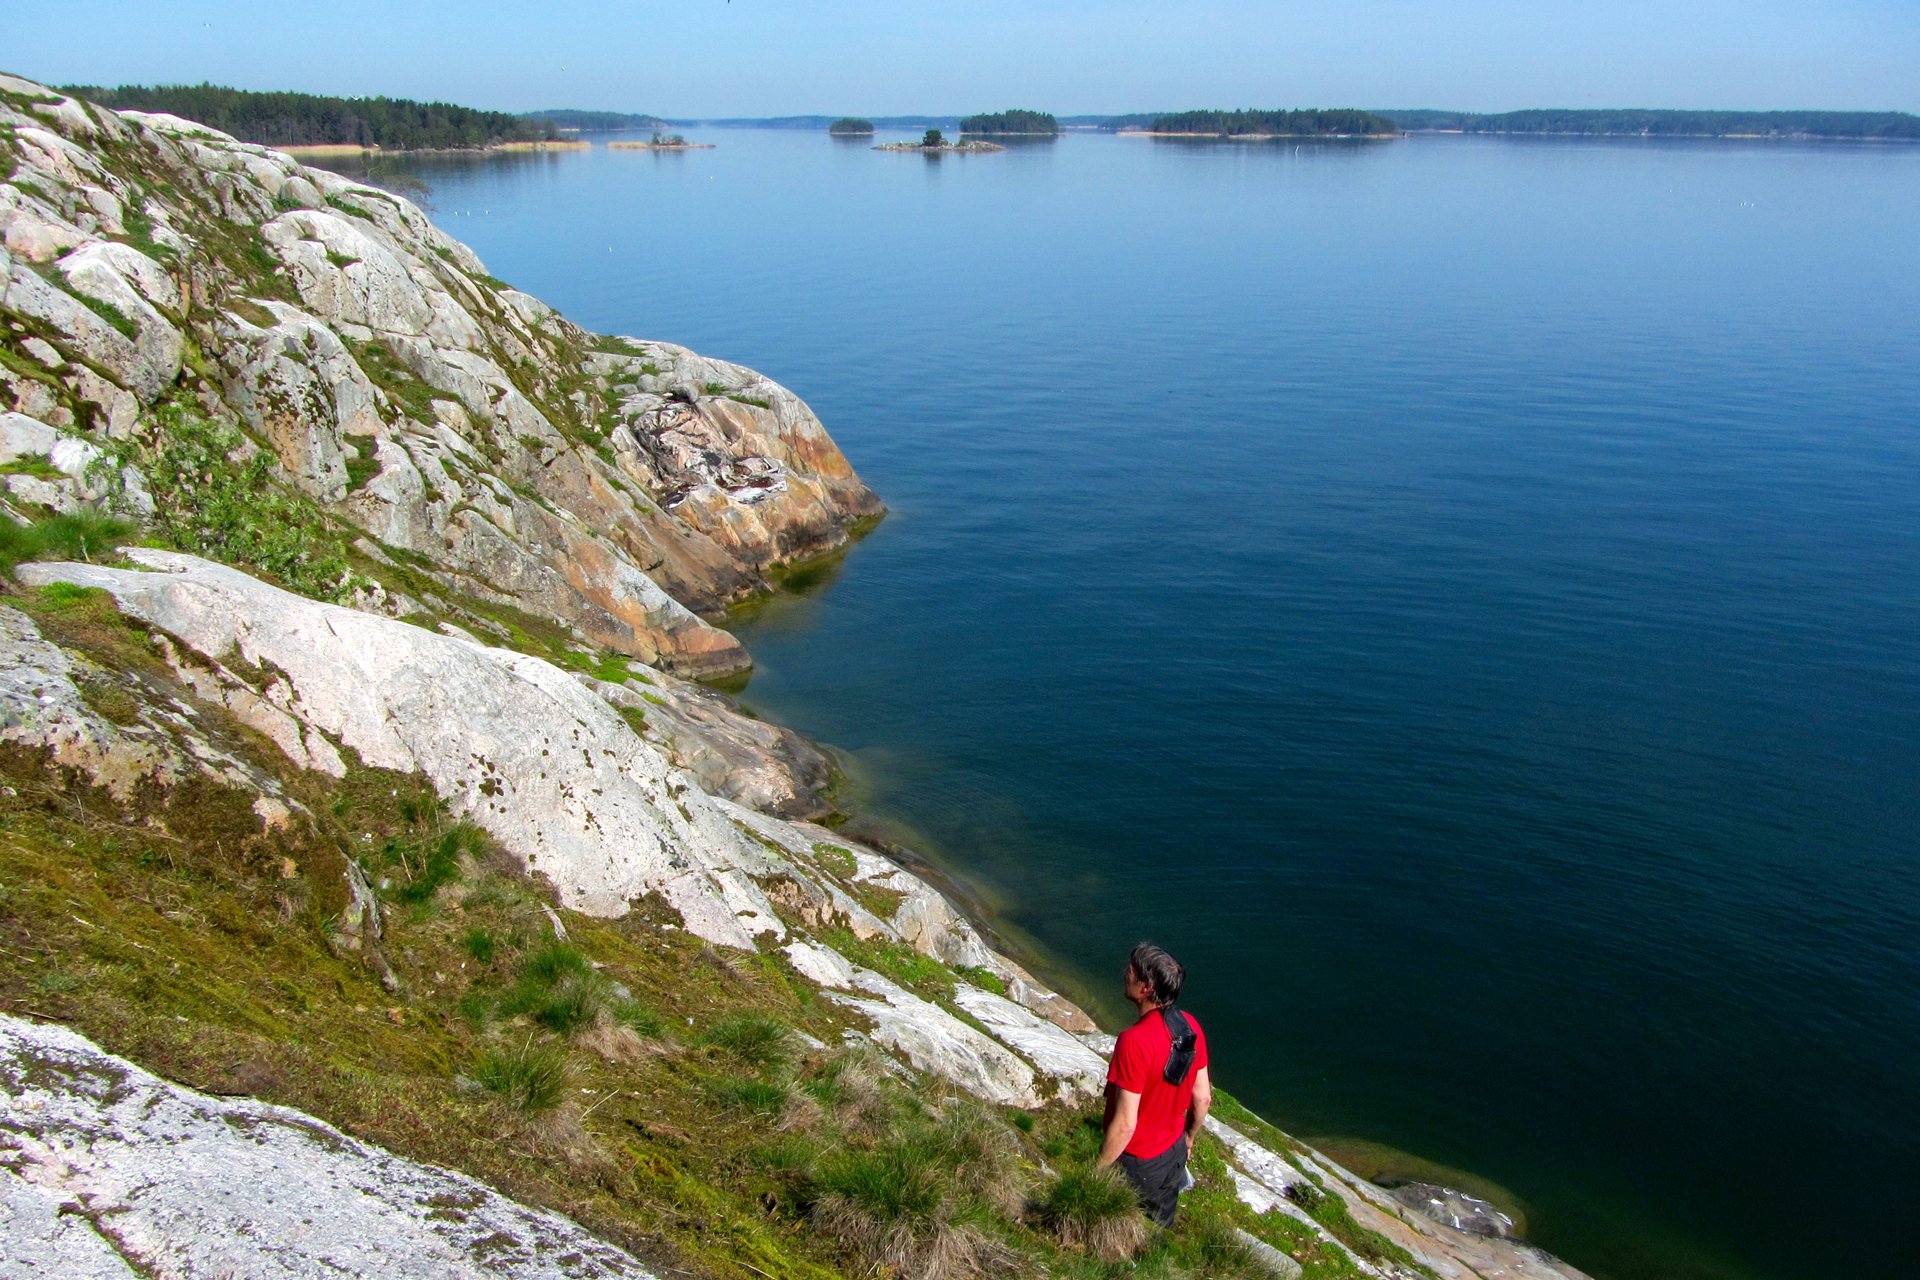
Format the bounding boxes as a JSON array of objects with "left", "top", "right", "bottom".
[
  {"left": 0, "top": 1014, "right": 652, "bottom": 1279},
  {"left": 19, "top": 551, "right": 792, "bottom": 945},
  {"left": 0, "top": 74, "right": 883, "bottom": 678}
]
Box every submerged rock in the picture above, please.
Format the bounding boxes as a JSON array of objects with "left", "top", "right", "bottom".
[{"left": 1389, "top": 1181, "right": 1519, "bottom": 1238}]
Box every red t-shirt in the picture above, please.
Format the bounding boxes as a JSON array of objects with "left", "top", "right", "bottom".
[{"left": 1107, "top": 1008, "right": 1209, "bottom": 1159}]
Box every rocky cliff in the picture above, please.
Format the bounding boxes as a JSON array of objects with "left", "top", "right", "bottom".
[
  {"left": 0, "top": 73, "right": 1588, "bottom": 1280},
  {"left": 1, "top": 71, "right": 881, "bottom": 680}
]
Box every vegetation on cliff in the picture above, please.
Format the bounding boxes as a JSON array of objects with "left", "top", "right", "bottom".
[
  {"left": 1149, "top": 110, "right": 1398, "bottom": 137},
  {"left": 0, "top": 580, "right": 1415, "bottom": 1280},
  {"left": 57, "top": 81, "right": 555, "bottom": 148},
  {"left": 960, "top": 110, "right": 1059, "bottom": 135},
  {"left": 1382, "top": 108, "right": 1920, "bottom": 138}
]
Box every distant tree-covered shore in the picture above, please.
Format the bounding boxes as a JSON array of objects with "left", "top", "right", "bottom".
[
  {"left": 518, "top": 109, "right": 667, "bottom": 132},
  {"left": 829, "top": 118, "right": 875, "bottom": 134},
  {"left": 1149, "top": 109, "right": 1398, "bottom": 136},
  {"left": 960, "top": 109, "right": 1059, "bottom": 135},
  {"left": 58, "top": 83, "right": 551, "bottom": 149},
  {"left": 1382, "top": 109, "right": 1920, "bottom": 139}
]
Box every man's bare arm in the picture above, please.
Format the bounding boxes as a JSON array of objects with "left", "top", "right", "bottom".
[
  {"left": 1097, "top": 1082, "right": 1140, "bottom": 1168},
  {"left": 1183, "top": 1066, "right": 1213, "bottom": 1147}
]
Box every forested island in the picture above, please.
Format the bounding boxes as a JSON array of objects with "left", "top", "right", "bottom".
[
  {"left": 1147, "top": 109, "right": 1399, "bottom": 136},
  {"left": 829, "top": 117, "right": 875, "bottom": 135},
  {"left": 57, "top": 82, "right": 556, "bottom": 149},
  {"left": 518, "top": 108, "right": 667, "bottom": 132},
  {"left": 960, "top": 109, "right": 1059, "bottom": 135},
  {"left": 1380, "top": 109, "right": 1920, "bottom": 139}
]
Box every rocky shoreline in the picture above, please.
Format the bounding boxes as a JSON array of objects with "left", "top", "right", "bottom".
[
  {"left": 0, "top": 71, "right": 1589, "bottom": 1280},
  {"left": 875, "top": 140, "right": 1007, "bottom": 153}
]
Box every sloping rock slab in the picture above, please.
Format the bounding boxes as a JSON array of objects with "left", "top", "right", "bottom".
[
  {"left": 782, "top": 941, "right": 1038, "bottom": 1107},
  {"left": 950, "top": 983, "right": 1107, "bottom": 1099},
  {"left": 17, "top": 551, "right": 785, "bottom": 945},
  {"left": 0, "top": 1014, "right": 649, "bottom": 1279}
]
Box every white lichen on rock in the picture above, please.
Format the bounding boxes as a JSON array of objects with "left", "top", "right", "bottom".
[{"left": 0, "top": 1014, "right": 652, "bottom": 1279}]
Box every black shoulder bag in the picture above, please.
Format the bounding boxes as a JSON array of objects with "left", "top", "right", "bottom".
[{"left": 1160, "top": 1006, "right": 1197, "bottom": 1085}]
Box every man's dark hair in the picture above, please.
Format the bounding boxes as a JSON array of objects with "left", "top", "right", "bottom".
[{"left": 1128, "top": 942, "right": 1185, "bottom": 1005}]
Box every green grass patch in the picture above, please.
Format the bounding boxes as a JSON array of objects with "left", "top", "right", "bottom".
[
  {"left": 0, "top": 511, "right": 135, "bottom": 573},
  {"left": 470, "top": 1039, "right": 569, "bottom": 1112},
  {"left": 0, "top": 452, "right": 65, "bottom": 478}
]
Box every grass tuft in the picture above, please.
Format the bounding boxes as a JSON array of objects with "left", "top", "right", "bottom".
[
  {"left": 697, "top": 1011, "right": 794, "bottom": 1070},
  {"left": 1037, "top": 1163, "right": 1149, "bottom": 1261},
  {"left": 470, "top": 1039, "right": 568, "bottom": 1112}
]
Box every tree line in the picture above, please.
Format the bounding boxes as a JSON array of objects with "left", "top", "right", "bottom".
[
  {"left": 960, "top": 110, "right": 1059, "bottom": 135},
  {"left": 1149, "top": 109, "right": 1398, "bottom": 136},
  {"left": 1383, "top": 109, "right": 1920, "bottom": 139},
  {"left": 58, "top": 82, "right": 555, "bottom": 149},
  {"left": 518, "top": 109, "right": 666, "bottom": 132}
]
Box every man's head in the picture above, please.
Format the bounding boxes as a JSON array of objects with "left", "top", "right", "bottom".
[{"left": 1125, "top": 942, "right": 1185, "bottom": 1007}]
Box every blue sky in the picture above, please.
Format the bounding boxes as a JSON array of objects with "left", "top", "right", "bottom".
[{"left": 11, "top": 0, "right": 1917, "bottom": 116}]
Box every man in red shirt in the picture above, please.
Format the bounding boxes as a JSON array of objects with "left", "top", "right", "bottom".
[{"left": 1096, "top": 942, "right": 1212, "bottom": 1227}]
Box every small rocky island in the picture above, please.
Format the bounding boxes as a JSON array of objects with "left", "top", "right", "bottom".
[
  {"left": 609, "top": 131, "right": 713, "bottom": 150},
  {"left": 876, "top": 128, "right": 1005, "bottom": 153}
]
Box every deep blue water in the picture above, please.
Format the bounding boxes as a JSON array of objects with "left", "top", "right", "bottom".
[{"left": 367, "top": 131, "right": 1920, "bottom": 1280}]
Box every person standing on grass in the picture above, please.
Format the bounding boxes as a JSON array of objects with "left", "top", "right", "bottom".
[{"left": 1095, "top": 942, "right": 1212, "bottom": 1227}]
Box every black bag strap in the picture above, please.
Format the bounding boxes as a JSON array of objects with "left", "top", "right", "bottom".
[{"left": 1160, "top": 1006, "right": 1197, "bottom": 1085}]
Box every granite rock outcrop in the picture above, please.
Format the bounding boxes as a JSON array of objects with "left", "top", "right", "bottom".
[{"left": 0, "top": 72, "right": 882, "bottom": 679}]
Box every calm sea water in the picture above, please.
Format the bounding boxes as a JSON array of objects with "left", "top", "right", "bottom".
[{"left": 365, "top": 131, "right": 1920, "bottom": 1280}]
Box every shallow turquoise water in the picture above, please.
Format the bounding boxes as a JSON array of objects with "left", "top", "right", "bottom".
[{"left": 371, "top": 131, "right": 1920, "bottom": 1280}]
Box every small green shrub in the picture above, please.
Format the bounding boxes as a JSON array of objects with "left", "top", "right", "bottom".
[
  {"left": 471, "top": 1040, "right": 568, "bottom": 1112},
  {"left": 142, "top": 408, "right": 355, "bottom": 601},
  {"left": 1037, "top": 1164, "right": 1148, "bottom": 1261},
  {"left": 1285, "top": 1181, "right": 1326, "bottom": 1211},
  {"left": 698, "top": 1012, "right": 793, "bottom": 1070}
]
